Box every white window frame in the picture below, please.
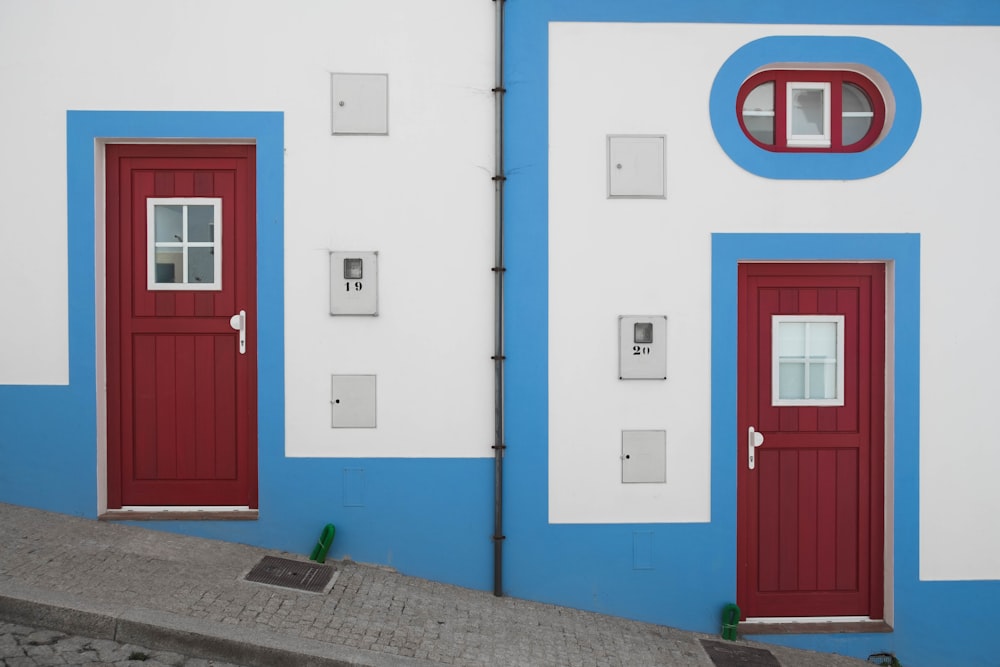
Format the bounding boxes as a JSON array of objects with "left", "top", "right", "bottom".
[
  {"left": 147, "top": 197, "right": 222, "bottom": 291},
  {"left": 771, "top": 314, "right": 845, "bottom": 406},
  {"left": 786, "top": 82, "right": 831, "bottom": 148}
]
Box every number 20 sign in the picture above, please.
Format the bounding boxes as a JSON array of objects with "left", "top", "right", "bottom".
[{"left": 619, "top": 315, "right": 666, "bottom": 380}]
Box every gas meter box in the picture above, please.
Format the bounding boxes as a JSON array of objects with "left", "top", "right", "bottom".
[
  {"left": 618, "top": 315, "right": 667, "bottom": 379},
  {"left": 330, "top": 251, "right": 378, "bottom": 315}
]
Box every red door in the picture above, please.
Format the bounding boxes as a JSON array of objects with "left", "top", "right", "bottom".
[
  {"left": 737, "top": 263, "right": 884, "bottom": 618},
  {"left": 106, "top": 145, "right": 257, "bottom": 508}
]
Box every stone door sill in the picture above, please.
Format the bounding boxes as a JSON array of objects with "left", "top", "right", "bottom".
[
  {"left": 740, "top": 620, "right": 892, "bottom": 635},
  {"left": 99, "top": 508, "right": 258, "bottom": 521}
]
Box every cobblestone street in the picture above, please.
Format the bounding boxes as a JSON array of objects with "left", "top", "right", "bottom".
[
  {"left": 0, "top": 621, "right": 248, "bottom": 667},
  {"left": 0, "top": 504, "right": 876, "bottom": 667}
]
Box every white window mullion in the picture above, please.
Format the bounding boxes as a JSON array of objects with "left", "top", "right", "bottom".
[
  {"left": 802, "top": 322, "right": 812, "bottom": 399},
  {"left": 181, "top": 204, "right": 189, "bottom": 285}
]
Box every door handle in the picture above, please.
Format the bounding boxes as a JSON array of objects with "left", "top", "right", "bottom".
[
  {"left": 229, "top": 310, "right": 246, "bottom": 355},
  {"left": 748, "top": 426, "right": 764, "bottom": 470}
]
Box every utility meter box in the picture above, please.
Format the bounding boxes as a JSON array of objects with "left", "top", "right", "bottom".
[
  {"left": 331, "top": 374, "right": 376, "bottom": 428},
  {"left": 607, "top": 135, "right": 666, "bottom": 198},
  {"left": 330, "top": 251, "right": 378, "bottom": 315},
  {"left": 622, "top": 430, "right": 666, "bottom": 483},
  {"left": 619, "top": 315, "right": 667, "bottom": 379},
  {"left": 331, "top": 73, "right": 388, "bottom": 135}
]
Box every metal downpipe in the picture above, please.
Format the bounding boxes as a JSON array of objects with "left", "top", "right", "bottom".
[{"left": 491, "top": 0, "right": 506, "bottom": 598}]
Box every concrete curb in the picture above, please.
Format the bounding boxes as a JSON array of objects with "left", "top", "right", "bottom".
[
  {"left": 0, "top": 580, "right": 437, "bottom": 667},
  {"left": 0, "top": 580, "right": 119, "bottom": 640}
]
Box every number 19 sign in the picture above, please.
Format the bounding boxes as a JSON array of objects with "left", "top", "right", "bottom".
[{"left": 330, "top": 251, "right": 378, "bottom": 316}]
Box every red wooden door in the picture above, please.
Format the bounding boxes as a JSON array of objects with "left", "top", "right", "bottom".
[
  {"left": 106, "top": 145, "right": 257, "bottom": 508},
  {"left": 737, "top": 263, "right": 884, "bottom": 618}
]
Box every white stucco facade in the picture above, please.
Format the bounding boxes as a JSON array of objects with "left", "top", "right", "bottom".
[
  {"left": 547, "top": 22, "right": 1000, "bottom": 579},
  {"left": 0, "top": 0, "right": 495, "bottom": 458}
]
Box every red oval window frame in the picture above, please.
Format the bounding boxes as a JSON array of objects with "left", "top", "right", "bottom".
[{"left": 736, "top": 70, "right": 887, "bottom": 153}]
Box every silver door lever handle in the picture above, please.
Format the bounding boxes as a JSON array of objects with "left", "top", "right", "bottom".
[
  {"left": 229, "top": 310, "right": 246, "bottom": 355},
  {"left": 748, "top": 426, "right": 764, "bottom": 470}
]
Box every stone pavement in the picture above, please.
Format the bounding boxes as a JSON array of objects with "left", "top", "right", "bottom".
[
  {"left": 1, "top": 620, "right": 249, "bottom": 666},
  {"left": 0, "top": 503, "right": 872, "bottom": 667}
]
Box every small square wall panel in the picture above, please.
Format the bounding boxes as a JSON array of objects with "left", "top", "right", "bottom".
[
  {"left": 331, "top": 375, "right": 376, "bottom": 428},
  {"left": 331, "top": 73, "right": 388, "bottom": 135},
  {"left": 622, "top": 430, "right": 666, "bottom": 483},
  {"left": 608, "top": 135, "right": 666, "bottom": 198}
]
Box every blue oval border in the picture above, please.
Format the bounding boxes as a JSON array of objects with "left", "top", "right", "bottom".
[{"left": 710, "top": 36, "right": 921, "bottom": 179}]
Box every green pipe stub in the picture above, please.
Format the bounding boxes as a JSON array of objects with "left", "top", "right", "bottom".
[
  {"left": 310, "top": 523, "right": 336, "bottom": 563},
  {"left": 721, "top": 602, "right": 740, "bottom": 641}
]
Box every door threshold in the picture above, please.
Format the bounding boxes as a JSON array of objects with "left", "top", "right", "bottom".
[
  {"left": 100, "top": 506, "right": 258, "bottom": 521},
  {"left": 740, "top": 617, "right": 892, "bottom": 635}
]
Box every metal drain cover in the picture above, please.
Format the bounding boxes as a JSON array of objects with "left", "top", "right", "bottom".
[
  {"left": 700, "top": 640, "right": 780, "bottom": 667},
  {"left": 244, "top": 556, "right": 335, "bottom": 593}
]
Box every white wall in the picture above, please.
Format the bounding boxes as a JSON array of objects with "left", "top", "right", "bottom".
[
  {"left": 0, "top": 2, "right": 71, "bottom": 383},
  {"left": 548, "top": 22, "right": 1000, "bottom": 581},
  {"left": 281, "top": 4, "right": 495, "bottom": 458},
  {"left": 0, "top": 0, "right": 495, "bottom": 456}
]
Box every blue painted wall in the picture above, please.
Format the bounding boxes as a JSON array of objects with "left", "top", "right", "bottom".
[{"left": 503, "top": 2, "right": 1000, "bottom": 665}]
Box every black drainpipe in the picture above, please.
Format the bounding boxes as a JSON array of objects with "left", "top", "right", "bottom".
[{"left": 491, "top": 0, "right": 506, "bottom": 598}]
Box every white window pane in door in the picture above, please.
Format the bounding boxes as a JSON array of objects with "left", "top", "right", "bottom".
[
  {"left": 187, "top": 205, "right": 215, "bottom": 242},
  {"left": 154, "top": 249, "right": 183, "bottom": 284},
  {"left": 809, "top": 361, "right": 837, "bottom": 399},
  {"left": 779, "top": 362, "right": 806, "bottom": 399},
  {"left": 810, "top": 322, "right": 838, "bottom": 358},
  {"left": 187, "top": 247, "right": 215, "bottom": 284},
  {"left": 154, "top": 205, "right": 183, "bottom": 242},
  {"left": 778, "top": 322, "right": 806, "bottom": 358}
]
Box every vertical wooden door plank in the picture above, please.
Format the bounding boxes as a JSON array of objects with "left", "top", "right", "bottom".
[
  {"left": 778, "top": 449, "right": 800, "bottom": 591},
  {"left": 195, "top": 335, "right": 217, "bottom": 479},
  {"left": 154, "top": 335, "right": 178, "bottom": 479},
  {"left": 214, "top": 334, "right": 238, "bottom": 480},
  {"left": 797, "top": 449, "right": 819, "bottom": 591},
  {"left": 174, "top": 334, "right": 197, "bottom": 479}
]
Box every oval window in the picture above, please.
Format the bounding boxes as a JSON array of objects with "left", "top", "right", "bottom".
[{"left": 737, "top": 70, "right": 886, "bottom": 153}]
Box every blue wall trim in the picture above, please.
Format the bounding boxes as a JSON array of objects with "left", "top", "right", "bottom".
[
  {"left": 709, "top": 37, "right": 921, "bottom": 179},
  {"left": 506, "top": 2, "right": 1000, "bottom": 664},
  {"left": 510, "top": 0, "right": 1000, "bottom": 26}
]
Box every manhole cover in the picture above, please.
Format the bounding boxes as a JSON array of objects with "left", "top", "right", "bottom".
[
  {"left": 244, "top": 556, "right": 335, "bottom": 593},
  {"left": 700, "top": 639, "right": 780, "bottom": 667}
]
